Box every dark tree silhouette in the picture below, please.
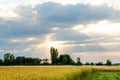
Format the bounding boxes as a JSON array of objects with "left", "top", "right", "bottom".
[
  {"left": 58, "top": 54, "right": 74, "bottom": 65},
  {"left": 4, "top": 53, "right": 15, "bottom": 65},
  {"left": 10, "top": 54, "right": 15, "bottom": 65},
  {"left": 76, "top": 57, "right": 82, "bottom": 65},
  {"left": 15, "top": 56, "right": 26, "bottom": 65},
  {"left": 25, "top": 57, "right": 41, "bottom": 65},
  {"left": 96, "top": 62, "right": 103, "bottom": 66},
  {"left": 90, "top": 62, "right": 94, "bottom": 65},
  {"left": 0, "top": 59, "right": 3, "bottom": 65},
  {"left": 105, "top": 59, "right": 112, "bottom": 66},
  {"left": 42, "top": 58, "right": 49, "bottom": 65},
  {"left": 0, "top": 50, "right": 113, "bottom": 66},
  {"left": 50, "top": 47, "right": 58, "bottom": 64},
  {"left": 85, "top": 62, "right": 90, "bottom": 65}
]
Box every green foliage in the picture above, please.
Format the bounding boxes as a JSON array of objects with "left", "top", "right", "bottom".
[
  {"left": 10, "top": 54, "right": 15, "bottom": 65},
  {"left": 58, "top": 54, "right": 74, "bottom": 65},
  {"left": 96, "top": 62, "right": 103, "bottom": 66},
  {"left": 105, "top": 59, "right": 112, "bottom": 66},
  {"left": 50, "top": 47, "right": 59, "bottom": 64},
  {"left": 42, "top": 58, "right": 49, "bottom": 65},
  {"left": 76, "top": 57, "right": 82, "bottom": 65},
  {"left": 0, "top": 59, "right": 3, "bottom": 65},
  {"left": 3, "top": 53, "right": 42, "bottom": 65},
  {"left": 20, "top": 57, "right": 42, "bottom": 65},
  {"left": 90, "top": 62, "right": 94, "bottom": 65},
  {"left": 0, "top": 49, "right": 113, "bottom": 66},
  {"left": 15, "top": 56, "right": 26, "bottom": 65},
  {"left": 85, "top": 62, "right": 90, "bottom": 65},
  {"left": 4, "top": 53, "right": 15, "bottom": 65}
]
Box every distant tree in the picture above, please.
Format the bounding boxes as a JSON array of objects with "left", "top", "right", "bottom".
[
  {"left": 105, "top": 59, "right": 112, "bottom": 66},
  {"left": 15, "top": 56, "right": 41, "bottom": 65},
  {"left": 15, "top": 56, "right": 26, "bottom": 65},
  {"left": 25, "top": 57, "right": 42, "bottom": 65},
  {"left": 58, "top": 54, "right": 74, "bottom": 65},
  {"left": 42, "top": 58, "right": 49, "bottom": 65},
  {"left": 76, "top": 57, "right": 82, "bottom": 65},
  {"left": 2, "top": 53, "right": 43, "bottom": 65},
  {"left": 85, "top": 62, "right": 90, "bottom": 65},
  {"left": 0, "top": 59, "right": 3, "bottom": 65},
  {"left": 4, "top": 53, "right": 11, "bottom": 65},
  {"left": 3, "top": 53, "right": 15, "bottom": 65},
  {"left": 32, "top": 58, "right": 41, "bottom": 65},
  {"left": 90, "top": 62, "right": 94, "bottom": 65},
  {"left": 10, "top": 54, "right": 15, "bottom": 65},
  {"left": 25, "top": 57, "right": 34, "bottom": 65},
  {"left": 96, "top": 62, "right": 103, "bottom": 66},
  {"left": 50, "top": 47, "right": 58, "bottom": 64}
]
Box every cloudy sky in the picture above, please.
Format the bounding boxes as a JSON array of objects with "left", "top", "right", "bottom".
[{"left": 0, "top": 0, "right": 120, "bottom": 63}]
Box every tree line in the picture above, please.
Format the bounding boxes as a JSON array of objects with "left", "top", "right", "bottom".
[
  {"left": 0, "top": 47, "right": 112, "bottom": 66},
  {"left": 50, "top": 47, "right": 112, "bottom": 66}
]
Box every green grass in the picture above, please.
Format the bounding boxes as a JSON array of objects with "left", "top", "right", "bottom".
[{"left": 86, "top": 71, "right": 120, "bottom": 80}]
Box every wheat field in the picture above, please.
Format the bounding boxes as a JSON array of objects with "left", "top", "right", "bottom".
[{"left": 0, "top": 66, "right": 120, "bottom": 80}]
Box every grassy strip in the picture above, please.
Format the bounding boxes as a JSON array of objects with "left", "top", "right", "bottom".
[
  {"left": 86, "top": 71, "right": 120, "bottom": 80},
  {"left": 84, "top": 66, "right": 120, "bottom": 80}
]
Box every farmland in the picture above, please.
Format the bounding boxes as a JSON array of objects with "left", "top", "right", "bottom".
[
  {"left": 86, "top": 71, "right": 120, "bottom": 80},
  {"left": 0, "top": 66, "right": 120, "bottom": 80}
]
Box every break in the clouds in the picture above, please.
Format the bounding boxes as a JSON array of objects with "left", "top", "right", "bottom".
[{"left": 0, "top": 1, "right": 120, "bottom": 63}]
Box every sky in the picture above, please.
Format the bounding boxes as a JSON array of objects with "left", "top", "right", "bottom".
[{"left": 0, "top": 0, "right": 120, "bottom": 63}]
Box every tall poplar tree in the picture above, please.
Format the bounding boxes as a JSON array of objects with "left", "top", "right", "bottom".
[{"left": 50, "top": 47, "right": 58, "bottom": 64}]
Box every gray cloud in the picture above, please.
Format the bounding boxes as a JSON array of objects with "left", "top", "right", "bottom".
[
  {"left": 52, "top": 29, "right": 107, "bottom": 53},
  {"left": 0, "top": 2, "right": 120, "bottom": 62},
  {"left": 0, "top": 2, "right": 120, "bottom": 38},
  {"left": 35, "top": 2, "right": 120, "bottom": 26}
]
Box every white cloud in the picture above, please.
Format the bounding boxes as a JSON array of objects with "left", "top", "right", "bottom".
[
  {"left": 1, "top": 0, "right": 120, "bottom": 7},
  {"left": 72, "top": 25, "right": 85, "bottom": 31},
  {"left": 81, "top": 20, "right": 120, "bottom": 36},
  {"left": 0, "top": 3, "right": 20, "bottom": 19}
]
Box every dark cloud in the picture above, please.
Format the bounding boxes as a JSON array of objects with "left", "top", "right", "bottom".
[
  {"left": 35, "top": 2, "right": 120, "bottom": 27},
  {"left": 52, "top": 29, "right": 90, "bottom": 41},
  {"left": 0, "top": 2, "right": 120, "bottom": 38}
]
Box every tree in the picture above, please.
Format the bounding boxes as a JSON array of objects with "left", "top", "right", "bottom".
[
  {"left": 58, "top": 54, "right": 74, "bottom": 65},
  {"left": 32, "top": 58, "right": 41, "bottom": 65},
  {"left": 4, "top": 53, "right": 11, "bottom": 65},
  {"left": 4, "top": 53, "right": 15, "bottom": 65},
  {"left": 42, "top": 58, "right": 49, "bottom": 65},
  {"left": 0, "top": 59, "right": 3, "bottom": 65},
  {"left": 85, "top": 62, "right": 90, "bottom": 65},
  {"left": 10, "top": 54, "right": 15, "bottom": 65},
  {"left": 50, "top": 47, "right": 58, "bottom": 64},
  {"left": 105, "top": 59, "right": 112, "bottom": 66},
  {"left": 96, "top": 62, "right": 103, "bottom": 66},
  {"left": 25, "top": 57, "right": 34, "bottom": 65},
  {"left": 76, "top": 57, "right": 82, "bottom": 65},
  {"left": 15, "top": 56, "right": 26, "bottom": 65},
  {"left": 15, "top": 56, "right": 41, "bottom": 65},
  {"left": 90, "top": 62, "right": 94, "bottom": 65}
]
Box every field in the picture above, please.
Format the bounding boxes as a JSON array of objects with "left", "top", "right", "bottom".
[
  {"left": 86, "top": 71, "right": 120, "bottom": 80},
  {"left": 0, "top": 66, "right": 120, "bottom": 80}
]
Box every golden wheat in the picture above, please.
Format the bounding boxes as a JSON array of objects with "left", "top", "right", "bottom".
[{"left": 0, "top": 66, "right": 120, "bottom": 80}]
